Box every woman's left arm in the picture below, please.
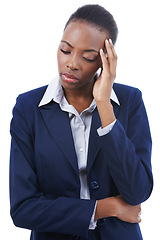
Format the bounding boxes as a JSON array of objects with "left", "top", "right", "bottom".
[
  {"left": 98, "top": 92, "right": 153, "bottom": 205},
  {"left": 93, "top": 39, "right": 153, "bottom": 205}
]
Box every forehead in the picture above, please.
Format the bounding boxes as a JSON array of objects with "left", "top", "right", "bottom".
[{"left": 62, "top": 21, "right": 109, "bottom": 50}]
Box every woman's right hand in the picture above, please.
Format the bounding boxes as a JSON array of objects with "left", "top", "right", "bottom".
[
  {"left": 95, "top": 195, "right": 141, "bottom": 223},
  {"left": 114, "top": 195, "right": 141, "bottom": 223}
]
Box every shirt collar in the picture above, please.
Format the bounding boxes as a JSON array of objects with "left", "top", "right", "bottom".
[{"left": 38, "top": 76, "right": 120, "bottom": 107}]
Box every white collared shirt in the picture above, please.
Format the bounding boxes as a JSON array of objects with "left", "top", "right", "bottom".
[{"left": 39, "top": 76, "right": 120, "bottom": 229}]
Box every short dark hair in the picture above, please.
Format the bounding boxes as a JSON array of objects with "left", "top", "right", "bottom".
[{"left": 65, "top": 4, "right": 118, "bottom": 45}]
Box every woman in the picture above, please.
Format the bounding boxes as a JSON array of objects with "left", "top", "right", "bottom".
[{"left": 10, "top": 4, "right": 153, "bottom": 240}]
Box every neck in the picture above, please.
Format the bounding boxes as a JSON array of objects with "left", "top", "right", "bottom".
[{"left": 63, "top": 84, "right": 94, "bottom": 114}]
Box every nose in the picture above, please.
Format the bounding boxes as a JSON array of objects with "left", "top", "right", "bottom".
[{"left": 67, "top": 53, "right": 80, "bottom": 71}]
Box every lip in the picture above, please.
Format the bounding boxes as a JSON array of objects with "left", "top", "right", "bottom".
[{"left": 61, "top": 73, "right": 79, "bottom": 84}]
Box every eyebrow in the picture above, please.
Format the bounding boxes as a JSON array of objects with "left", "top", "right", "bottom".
[
  {"left": 84, "top": 49, "right": 99, "bottom": 54},
  {"left": 61, "top": 40, "right": 73, "bottom": 48},
  {"left": 61, "top": 40, "right": 99, "bottom": 54}
]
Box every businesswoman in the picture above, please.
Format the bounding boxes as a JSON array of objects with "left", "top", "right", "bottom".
[{"left": 10, "top": 4, "right": 153, "bottom": 240}]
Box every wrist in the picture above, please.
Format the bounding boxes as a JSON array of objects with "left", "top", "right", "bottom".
[
  {"left": 95, "top": 99, "right": 111, "bottom": 106},
  {"left": 96, "top": 102, "right": 116, "bottom": 128},
  {"left": 94, "top": 197, "right": 117, "bottom": 220}
]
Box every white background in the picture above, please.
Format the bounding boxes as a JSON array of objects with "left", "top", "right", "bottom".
[{"left": 0, "top": 0, "right": 160, "bottom": 239}]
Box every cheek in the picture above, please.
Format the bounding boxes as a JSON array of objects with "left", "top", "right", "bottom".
[
  {"left": 57, "top": 50, "right": 66, "bottom": 70},
  {"left": 57, "top": 51, "right": 62, "bottom": 69},
  {"left": 83, "top": 63, "right": 100, "bottom": 77}
]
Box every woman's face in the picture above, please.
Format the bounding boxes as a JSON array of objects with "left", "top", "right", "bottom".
[{"left": 57, "top": 21, "right": 109, "bottom": 92}]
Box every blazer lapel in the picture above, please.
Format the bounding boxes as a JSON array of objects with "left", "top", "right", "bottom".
[
  {"left": 39, "top": 99, "right": 120, "bottom": 175},
  {"left": 40, "top": 102, "right": 79, "bottom": 173},
  {"left": 111, "top": 100, "right": 120, "bottom": 118},
  {"left": 87, "top": 108, "right": 101, "bottom": 173}
]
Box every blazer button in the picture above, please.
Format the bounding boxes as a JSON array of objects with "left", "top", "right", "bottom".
[{"left": 90, "top": 181, "right": 99, "bottom": 190}]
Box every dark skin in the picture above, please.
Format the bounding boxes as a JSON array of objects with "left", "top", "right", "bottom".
[
  {"left": 57, "top": 20, "right": 141, "bottom": 223},
  {"left": 57, "top": 21, "right": 105, "bottom": 113}
]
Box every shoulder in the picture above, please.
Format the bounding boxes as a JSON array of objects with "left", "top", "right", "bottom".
[
  {"left": 12, "top": 85, "right": 48, "bottom": 118},
  {"left": 18, "top": 85, "right": 48, "bottom": 105},
  {"left": 113, "top": 82, "right": 142, "bottom": 98},
  {"left": 113, "top": 83, "right": 142, "bottom": 104},
  {"left": 11, "top": 86, "right": 48, "bottom": 129}
]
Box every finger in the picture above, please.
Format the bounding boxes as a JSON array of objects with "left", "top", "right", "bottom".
[
  {"left": 105, "top": 39, "right": 117, "bottom": 64},
  {"left": 134, "top": 210, "right": 142, "bottom": 223},
  {"left": 105, "top": 39, "right": 117, "bottom": 78},
  {"left": 137, "top": 216, "right": 142, "bottom": 223},
  {"left": 105, "top": 39, "right": 113, "bottom": 60},
  {"left": 99, "top": 48, "right": 109, "bottom": 73},
  {"left": 109, "top": 39, "right": 117, "bottom": 60},
  {"left": 138, "top": 211, "right": 142, "bottom": 218}
]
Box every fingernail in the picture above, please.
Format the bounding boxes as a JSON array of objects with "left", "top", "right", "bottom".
[
  {"left": 100, "top": 49, "right": 105, "bottom": 57},
  {"left": 109, "top": 39, "right": 113, "bottom": 44},
  {"left": 105, "top": 39, "right": 109, "bottom": 44}
]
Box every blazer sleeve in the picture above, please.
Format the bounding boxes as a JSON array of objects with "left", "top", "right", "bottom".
[
  {"left": 9, "top": 95, "right": 96, "bottom": 238},
  {"left": 98, "top": 89, "right": 153, "bottom": 205}
]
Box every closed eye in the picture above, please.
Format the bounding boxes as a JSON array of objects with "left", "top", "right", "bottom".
[
  {"left": 60, "top": 49, "right": 98, "bottom": 62},
  {"left": 83, "top": 58, "right": 96, "bottom": 62},
  {"left": 60, "top": 49, "right": 71, "bottom": 54},
  {"left": 83, "top": 57, "right": 98, "bottom": 63}
]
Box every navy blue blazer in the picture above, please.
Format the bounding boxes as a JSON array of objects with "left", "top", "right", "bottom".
[{"left": 10, "top": 83, "right": 153, "bottom": 240}]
